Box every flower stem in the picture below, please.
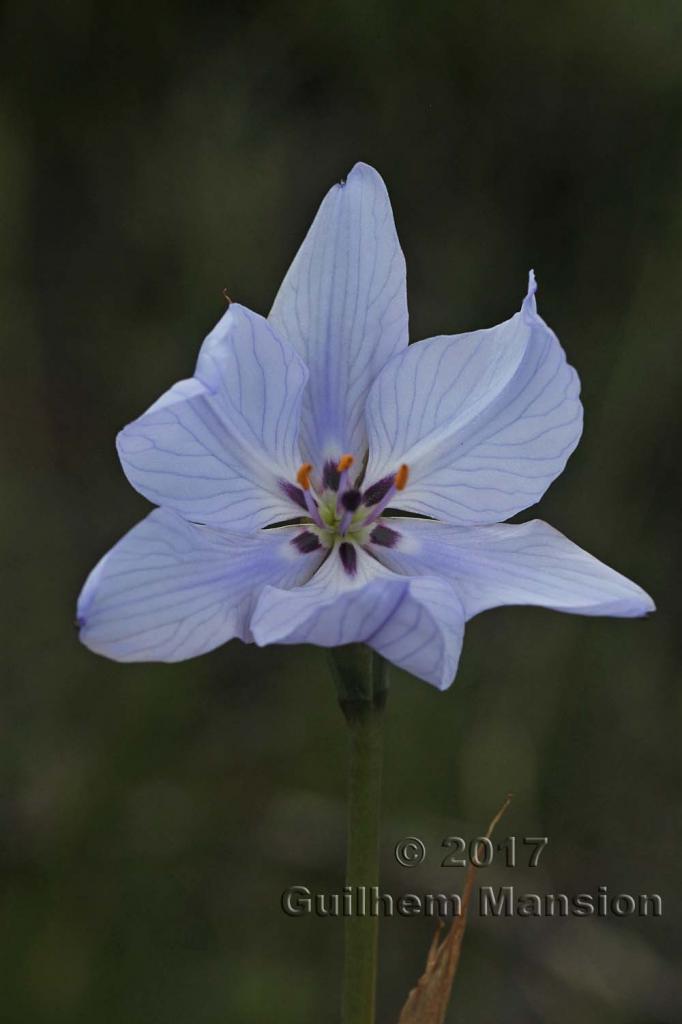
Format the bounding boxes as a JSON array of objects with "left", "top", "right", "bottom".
[{"left": 329, "top": 646, "right": 388, "bottom": 1024}]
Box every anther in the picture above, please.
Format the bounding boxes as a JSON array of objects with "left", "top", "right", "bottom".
[
  {"left": 395, "top": 464, "right": 409, "bottom": 490},
  {"left": 296, "top": 463, "right": 313, "bottom": 490},
  {"left": 337, "top": 453, "right": 354, "bottom": 473}
]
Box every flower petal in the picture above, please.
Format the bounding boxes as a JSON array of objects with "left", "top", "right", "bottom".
[
  {"left": 364, "top": 273, "right": 583, "bottom": 525},
  {"left": 117, "top": 304, "right": 309, "bottom": 531},
  {"left": 269, "top": 162, "right": 408, "bottom": 466},
  {"left": 77, "top": 509, "right": 324, "bottom": 662},
  {"left": 251, "top": 545, "right": 464, "bottom": 689},
  {"left": 371, "top": 517, "right": 655, "bottom": 620}
]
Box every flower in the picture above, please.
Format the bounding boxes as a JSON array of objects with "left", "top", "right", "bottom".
[{"left": 77, "top": 162, "right": 654, "bottom": 688}]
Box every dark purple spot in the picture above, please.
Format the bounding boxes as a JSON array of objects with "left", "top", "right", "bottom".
[
  {"left": 291, "top": 530, "right": 322, "bottom": 554},
  {"left": 279, "top": 479, "right": 307, "bottom": 511},
  {"left": 339, "top": 542, "right": 357, "bottom": 576},
  {"left": 369, "top": 524, "right": 400, "bottom": 548},
  {"left": 322, "top": 459, "right": 340, "bottom": 491},
  {"left": 362, "top": 474, "right": 395, "bottom": 507},
  {"left": 341, "top": 488, "right": 362, "bottom": 512}
]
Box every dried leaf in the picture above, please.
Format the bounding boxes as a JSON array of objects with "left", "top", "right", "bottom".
[{"left": 397, "top": 793, "right": 513, "bottom": 1024}]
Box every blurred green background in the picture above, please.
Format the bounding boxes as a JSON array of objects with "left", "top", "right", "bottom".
[{"left": 1, "top": 1, "right": 680, "bottom": 1021}]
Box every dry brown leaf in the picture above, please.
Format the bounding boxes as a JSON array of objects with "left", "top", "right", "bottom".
[{"left": 397, "top": 793, "right": 513, "bottom": 1024}]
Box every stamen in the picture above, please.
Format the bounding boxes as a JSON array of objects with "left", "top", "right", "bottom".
[
  {"left": 395, "top": 464, "right": 409, "bottom": 490},
  {"left": 360, "top": 464, "right": 409, "bottom": 527},
  {"left": 279, "top": 480, "right": 307, "bottom": 511},
  {"left": 335, "top": 453, "right": 355, "bottom": 513},
  {"left": 304, "top": 490, "right": 324, "bottom": 528},
  {"left": 290, "top": 462, "right": 324, "bottom": 527},
  {"left": 296, "top": 463, "right": 313, "bottom": 490}
]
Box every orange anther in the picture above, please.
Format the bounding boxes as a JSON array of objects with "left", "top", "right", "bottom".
[
  {"left": 296, "top": 463, "right": 313, "bottom": 490},
  {"left": 395, "top": 464, "right": 409, "bottom": 491},
  {"left": 337, "top": 453, "right": 354, "bottom": 473}
]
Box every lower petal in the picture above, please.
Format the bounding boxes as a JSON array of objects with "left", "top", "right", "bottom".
[
  {"left": 372, "top": 518, "right": 655, "bottom": 620},
  {"left": 77, "top": 509, "right": 324, "bottom": 662},
  {"left": 250, "top": 545, "right": 465, "bottom": 689}
]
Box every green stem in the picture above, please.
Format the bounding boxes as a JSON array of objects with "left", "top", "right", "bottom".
[{"left": 329, "top": 647, "right": 388, "bottom": 1024}]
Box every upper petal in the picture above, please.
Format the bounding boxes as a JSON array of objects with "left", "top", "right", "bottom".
[
  {"left": 117, "top": 304, "right": 309, "bottom": 531},
  {"left": 250, "top": 544, "right": 464, "bottom": 689},
  {"left": 77, "top": 509, "right": 324, "bottom": 662},
  {"left": 371, "top": 517, "right": 655, "bottom": 620},
  {"left": 269, "top": 162, "right": 408, "bottom": 466},
  {"left": 364, "top": 273, "right": 583, "bottom": 525}
]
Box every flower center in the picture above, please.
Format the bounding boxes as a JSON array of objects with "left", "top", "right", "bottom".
[{"left": 281, "top": 455, "right": 408, "bottom": 574}]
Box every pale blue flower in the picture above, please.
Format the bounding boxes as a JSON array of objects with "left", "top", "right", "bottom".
[{"left": 77, "top": 163, "right": 654, "bottom": 688}]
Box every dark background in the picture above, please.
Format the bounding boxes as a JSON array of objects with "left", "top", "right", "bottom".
[{"left": 2, "top": 2, "right": 680, "bottom": 1021}]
